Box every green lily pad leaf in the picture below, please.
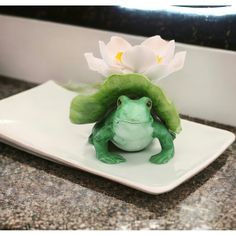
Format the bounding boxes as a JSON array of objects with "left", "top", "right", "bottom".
[{"left": 70, "top": 74, "right": 181, "bottom": 134}]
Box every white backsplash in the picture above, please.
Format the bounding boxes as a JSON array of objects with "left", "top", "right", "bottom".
[{"left": 0, "top": 14, "right": 236, "bottom": 127}]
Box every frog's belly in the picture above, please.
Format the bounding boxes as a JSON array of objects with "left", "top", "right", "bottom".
[{"left": 111, "top": 121, "right": 154, "bottom": 152}]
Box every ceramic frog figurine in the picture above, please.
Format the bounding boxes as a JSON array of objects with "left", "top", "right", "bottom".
[
  {"left": 70, "top": 74, "right": 181, "bottom": 165},
  {"left": 89, "top": 95, "right": 174, "bottom": 164}
]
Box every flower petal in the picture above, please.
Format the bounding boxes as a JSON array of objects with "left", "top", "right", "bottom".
[
  {"left": 107, "top": 66, "right": 126, "bottom": 76},
  {"left": 145, "top": 51, "right": 186, "bottom": 81},
  {"left": 106, "top": 36, "right": 132, "bottom": 58},
  {"left": 84, "top": 53, "right": 110, "bottom": 77},
  {"left": 141, "top": 35, "right": 168, "bottom": 55},
  {"left": 144, "top": 64, "right": 169, "bottom": 81},
  {"left": 121, "top": 68, "right": 134, "bottom": 74},
  {"left": 99, "top": 40, "right": 113, "bottom": 65},
  {"left": 168, "top": 51, "right": 186, "bottom": 73},
  {"left": 122, "top": 46, "right": 156, "bottom": 73},
  {"left": 160, "top": 40, "right": 175, "bottom": 64}
]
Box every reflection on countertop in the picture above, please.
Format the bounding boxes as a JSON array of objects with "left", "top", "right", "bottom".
[{"left": 0, "top": 76, "right": 235, "bottom": 229}]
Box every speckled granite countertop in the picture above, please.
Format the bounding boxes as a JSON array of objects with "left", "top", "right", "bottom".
[{"left": 0, "top": 76, "right": 235, "bottom": 230}]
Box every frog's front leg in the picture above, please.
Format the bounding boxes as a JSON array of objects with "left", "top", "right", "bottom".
[
  {"left": 92, "top": 124, "right": 126, "bottom": 164},
  {"left": 150, "top": 121, "right": 174, "bottom": 164}
]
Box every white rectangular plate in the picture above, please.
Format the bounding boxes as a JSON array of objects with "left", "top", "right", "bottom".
[{"left": 0, "top": 81, "right": 235, "bottom": 194}]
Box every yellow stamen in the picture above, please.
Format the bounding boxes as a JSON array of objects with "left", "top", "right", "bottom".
[
  {"left": 156, "top": 55, "right": 163, "bottom": 64},
  {"left": 115, "top": 51, "right": 123, "bottom": 63}
]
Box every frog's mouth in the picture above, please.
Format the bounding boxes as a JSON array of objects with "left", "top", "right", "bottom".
[{"left": 118, "top": 120, "right": 150, "bottom": 124}]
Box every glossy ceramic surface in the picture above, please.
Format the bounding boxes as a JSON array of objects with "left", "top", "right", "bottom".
[{"left": 0, "top": 81, "right": 234, "bottom": 194}]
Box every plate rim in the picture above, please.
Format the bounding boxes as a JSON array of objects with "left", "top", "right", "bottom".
[
  {"left": 0, "top": 129, "right": 235, "bottom": 195},
  {"left": 0, "top": 80, "right": 235, "bottom": 194}
]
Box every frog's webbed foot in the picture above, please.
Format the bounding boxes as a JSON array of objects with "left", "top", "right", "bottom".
[
  {"left": 151, "top": 121, "right": 175, "bottom": 165},
  {"left": 92, "top": 122, "right": 126, "bottom": 164},
  {"left": 149, "top": 149, "right": 174, "bottom": 164},
  {"left": 97, "top": 152, "right": 126, "bottom": 164}
]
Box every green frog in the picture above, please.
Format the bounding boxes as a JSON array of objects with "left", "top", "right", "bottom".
[
  {"left": 89, "top": 95, "right": 174, "bottom": 164},
  {"left": 70, "top": 74, "right": 181, "bottom": 165}
]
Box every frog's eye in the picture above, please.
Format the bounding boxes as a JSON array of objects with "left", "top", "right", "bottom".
[
  {"left": 117, "top": 95, "right": 129, "bottom": 107},
  {"left": 146, "top": 100, "right": 152, "bottom": 109},
  {"left": 117, "top": 98, "right": 122, "bottom": 107}
]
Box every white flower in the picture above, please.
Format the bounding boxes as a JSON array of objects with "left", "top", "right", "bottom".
[{"left": 85, "top": 35, "right": 186, "bottom": 82}]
